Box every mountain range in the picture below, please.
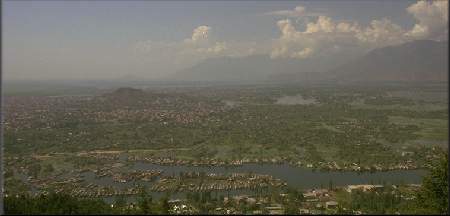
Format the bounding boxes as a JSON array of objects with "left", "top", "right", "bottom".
[
  {"left": 172, "top": 40, "right": 448, "bottom": 83},
  {"left": 330, "top": 40, "right": 448, "bottom": 82}
]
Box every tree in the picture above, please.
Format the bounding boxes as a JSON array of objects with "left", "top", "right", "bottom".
[
  {"left": 158, "top": 195, "right": 170, "bottom": 214},
  {"left": 29, "top": 163, "right": 42, "bottom": 178},
  {"left": 285, "top": 202, "right": 299, "bottom": 214},
  {"left": 43, "top": 164, "right": 55, "bottom": 173},
  {"left": 192, "top": 192, "right": 201, "bottom": 203},
  {"left": 137, "top": 186, "right": 153, "bottom": 214},
  {"left": 5, "top": 192, "right": 113, "bottom": 214},
  {"left": 114, "top": 195, "right": 127, "bottom": 213},
  {"left": 415, "top": 152, "right": 448, "bottom": 214}
]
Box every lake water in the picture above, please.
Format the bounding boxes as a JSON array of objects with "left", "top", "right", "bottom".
[
  {"left": 133, "top": 162, "right": 426, "bottom": 189},
  {"left": 82, "top": 162, "right": 426, "bottom": 190},
  {"left": 98, "top": 162, "right": 425, "bottom": 203},
  {"left": 15, "top": 161, "right": 426, "bottom": 203}
]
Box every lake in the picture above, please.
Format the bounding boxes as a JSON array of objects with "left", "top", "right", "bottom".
[
  {"left": 99, "top": 162, "right": 426, "bottom": 203},
  {"left": 82, "top": 162, "right": 426, "bottom": 190},
  {"left": 132, "top": 162, "right": 426, "bottom": 189}
]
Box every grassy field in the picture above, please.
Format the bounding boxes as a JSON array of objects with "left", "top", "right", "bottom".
[{"left": 388, "top": 116, "right": 448, "bottom": 142}]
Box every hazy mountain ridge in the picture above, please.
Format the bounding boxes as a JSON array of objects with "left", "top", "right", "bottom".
[
  {"left": 173, "top": 54, "right": 354, "bottom": 83},
  {"left": 173, "top": 40, "right": 448, "bottom": 83},
  {"left": 331, "top": 40, "right": 448, "bottom": 82}
]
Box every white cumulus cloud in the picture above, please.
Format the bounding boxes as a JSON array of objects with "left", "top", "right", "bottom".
[
  {"left": 265, "top": 5, "right": 323, "bottom": 18},
  {"left": 405, "top": 0, "right": 448, "bottom": 40},
  {"left": 135, "top": 25, "right": 227, "bottom": 58},
  {"left": 271, "top": 0, "right": 448, "bottom": 59},
  {"left": 270, "top": 17, "right": 363, "bottom": 59},
  {"left": 134, "top": 25, "right": 270, "bottom": 75},
  {"left": 185, "top": 25, "right": 211, "bottom": 44},
  {"left": 356, "top": 18, "right": 406, "bottom": 47}
]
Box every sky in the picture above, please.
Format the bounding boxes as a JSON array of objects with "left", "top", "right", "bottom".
[{"left": 3, "top": 0, "right": 448, "bottom": 81}]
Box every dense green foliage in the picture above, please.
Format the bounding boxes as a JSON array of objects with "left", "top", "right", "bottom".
[
  {"left": 342, "top": 188, "right": 408, "bottom": 214},
  {"left": 5, "top": 191, "right": 170, "bottom": 215},
  {"left": 414, "top": 152, "right": 448, "bottom": 214},
  {"left": 338, "top": 152, "right": 449, "bottom": 215},
  {"left": 5, "top": 193, "right": 114, "bottom": 215}
]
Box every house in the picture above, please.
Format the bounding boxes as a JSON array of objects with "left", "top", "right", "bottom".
[
  {"left": 401, "top": 151, "right": 414, "bottom": 157},
  {"left": 310, "top": 209, "right": 324, "bottom": 214},
  {"left": 246, "top": 197, "right": 257, "bottom": 204},
  {"left": 232, "top": 195, "right": 249, "bottom": 204},
  {"left": 299, "top": 208, "right": 310, "bottom": 214},
  {"left": 172, "top": 203, "right": 190, "bottom": 214},
  {"left": 353, "top": 210, "right": 363, "bottom": 215},
  {"left": 266, "top": 204, "right": 284, "bottom": 215},
  {"left": 303, "top": 188, "right": 329, "bottom": 200},
  {"left": 325, "top": 201, "right": 338, "bottom": 209},
  {"left": 168, "top": 198, "right": 183, "bottom": 204},
  {"left": 346, "top": 184, "right": 384, "bottom": 193},
  {"left": 306, "top": 198, "right": 319, "bottom": 202},
  {"left": 252, "top": 210, "right": 263, "bottom": 214}
]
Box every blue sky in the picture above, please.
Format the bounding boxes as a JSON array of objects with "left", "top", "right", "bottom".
[
  {"left": 4, "top": 1, "right": 417, "bottom": 41},
  {"left": 3, "top": 0, "right": 447, "bottom": 80}
]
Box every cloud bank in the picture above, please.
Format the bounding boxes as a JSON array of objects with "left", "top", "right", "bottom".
[
  {"left": 270, "top": 0, "right": 448, "bottom": 59},
  {"left": 134, "top": 25, "right": 267, "bottom": 73},
  {"left": 406, "top": 0, "right": 448, "bottom": 40},
  {"left": 132, "top": 0, "right": 447, "bottom": 77},
  {"left": 265, "top": 5, "right": 323, "bottom": 18}
]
